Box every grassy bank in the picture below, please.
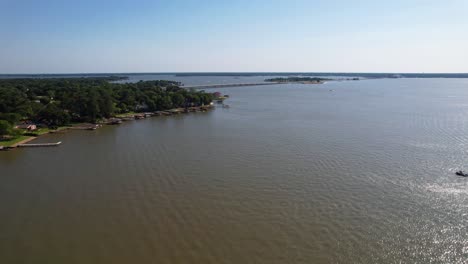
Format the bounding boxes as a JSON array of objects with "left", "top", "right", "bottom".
[
  {"left": 35, "top": 126, "right": 70, "bottom": 135},
  {"left": 0, "top": 136, "right": 35, "bottom": 147},
  {"left": 0, "top": 126, "right": 70, "bottom": 147},
  {"left": 115, "top": 112, "right": 136, "bottom": 118}
]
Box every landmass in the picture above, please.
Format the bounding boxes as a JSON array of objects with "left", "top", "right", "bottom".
[
  {"left": 0, "top": 77, "right": 217, "bottom": 149},
  {"left": 265, "top": 77, "right": 331, "bottom": 84}
]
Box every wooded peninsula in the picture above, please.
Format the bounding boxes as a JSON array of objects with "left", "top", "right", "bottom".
[{"left": 0, "top": 77, "right": 215, "bottom": 145}]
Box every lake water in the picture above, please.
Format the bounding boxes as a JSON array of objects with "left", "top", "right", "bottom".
[{"left": 1, "top": 77, "right": 468, "bottom": 263}]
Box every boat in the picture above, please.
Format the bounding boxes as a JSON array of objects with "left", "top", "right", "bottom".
[
  {"left": 222, "top": 104, "right": 230, "bottom": 108},
  {"left": 455, "top": 171, "right": 468, "bottom": 177},
  {"left": 109, "top": 119, "right": 123, "bottom": 125},
  {"left": 0, "top": 146, "right": 13, "bottom": 151}
]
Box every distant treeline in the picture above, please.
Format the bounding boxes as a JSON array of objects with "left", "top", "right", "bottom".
[
  {"left": 3, "top": 73, "right": 468, "bottom": 79},
  {"left": 174, "top": 73, "right": 468, "bottom": 78},
  {"left": 0, "top": 75, "right": 131, "bottom": 80},
  {"left": 0, "top": 77, "right": 213, "bottom": 131},
  {"left": 265, "top": 77, "right": 331, "bottom": 83}
]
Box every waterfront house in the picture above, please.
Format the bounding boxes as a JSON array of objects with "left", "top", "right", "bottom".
[
  {"left": 135, "top": 103, "right": 149, "bottom": 111},
  {"left": 15, "top": 124, "right": 37, "bottom": 131}
]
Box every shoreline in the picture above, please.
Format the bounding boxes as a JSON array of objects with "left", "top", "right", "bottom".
[
  {"left": 11, "top": 136, "right": 37, "bottom": 147},
  {"left": 1, "top": 105, "right": 215, "bottom": 151}
]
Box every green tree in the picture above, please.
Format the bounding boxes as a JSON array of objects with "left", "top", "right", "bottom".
[
  {"left": 171, "top": 93, "right": 185, "bottom": 108},
  {"left": 0, "top": 113, "right": 21, "bottom": 125},
  {"left": 0, "top": 120, "right": 13, "bottom": 136},
  {"left": 36, "top": 103, "right": 70, "bottom": 127},
  {"left": 85, "top": 90, "right": 100, "bottom": 122},
  {"left": 98, "top": 89, "right": 114, "bottom": 118}
]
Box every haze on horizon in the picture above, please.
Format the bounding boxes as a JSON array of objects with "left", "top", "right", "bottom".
[{"left": 1, "top": 0, "right": 468, "bottom": 74}]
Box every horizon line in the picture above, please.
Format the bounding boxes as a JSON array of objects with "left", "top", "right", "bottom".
[{"left": 2, "top": 71, "right": 468, "bottom": 75}]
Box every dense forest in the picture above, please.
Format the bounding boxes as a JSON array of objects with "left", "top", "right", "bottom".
[{"left": 0, "top": 77, "right": 214, "bottom": 135}]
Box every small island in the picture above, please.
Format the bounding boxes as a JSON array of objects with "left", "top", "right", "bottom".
[
  {"left": 0, "top": 77, "right": 217, "bottom": 149},
  {"left": 265, "top": 77, "right": 331, "bottom": 84}
]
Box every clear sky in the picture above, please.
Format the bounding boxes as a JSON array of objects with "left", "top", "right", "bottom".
[{"left": 1, "top": 0, "right": 467, "bottom": 73}]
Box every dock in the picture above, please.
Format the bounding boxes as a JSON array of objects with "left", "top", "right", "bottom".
[
  {"left": 70, "top": 124, "right": 101, "bottom": 130},
  {"left": 18, "top": 141, "right": 62, "bottom": 147}
]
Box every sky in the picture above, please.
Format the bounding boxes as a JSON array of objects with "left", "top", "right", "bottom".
[{"left": 1, "top": 0, "right": 468, "bottom": 74}]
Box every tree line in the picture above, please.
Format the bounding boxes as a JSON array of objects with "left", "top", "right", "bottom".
[{"left": 0, "top": 77, "right": 214, "bottom": 135}]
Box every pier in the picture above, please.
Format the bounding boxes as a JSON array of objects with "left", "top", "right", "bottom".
[{"left": 18, "top": 141, "right": 62, "bottom": 148}]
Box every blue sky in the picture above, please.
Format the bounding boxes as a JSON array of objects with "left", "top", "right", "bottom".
[{"left": 1, "top": 0, "right": 467, "bottom": 73}]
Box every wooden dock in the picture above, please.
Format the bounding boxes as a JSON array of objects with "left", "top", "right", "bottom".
[{"left": 18, "top": 141, "right": 62, "bottom": 148}]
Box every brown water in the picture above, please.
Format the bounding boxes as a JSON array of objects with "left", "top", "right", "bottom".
[{"left": 1, "top": 78, "right": 468, "bottom": 263}]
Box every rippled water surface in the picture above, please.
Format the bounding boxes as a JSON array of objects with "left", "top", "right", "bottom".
[{"left": 1, "top": 78, "right": 468, "bottom": 263}]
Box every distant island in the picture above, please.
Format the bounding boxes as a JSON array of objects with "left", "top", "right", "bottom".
[
  {"left": 265, "top": 77, "right": 331, "bottom": 84},
  {"left": 0, "top": 77, "right": 216, "bottom": 148}
]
